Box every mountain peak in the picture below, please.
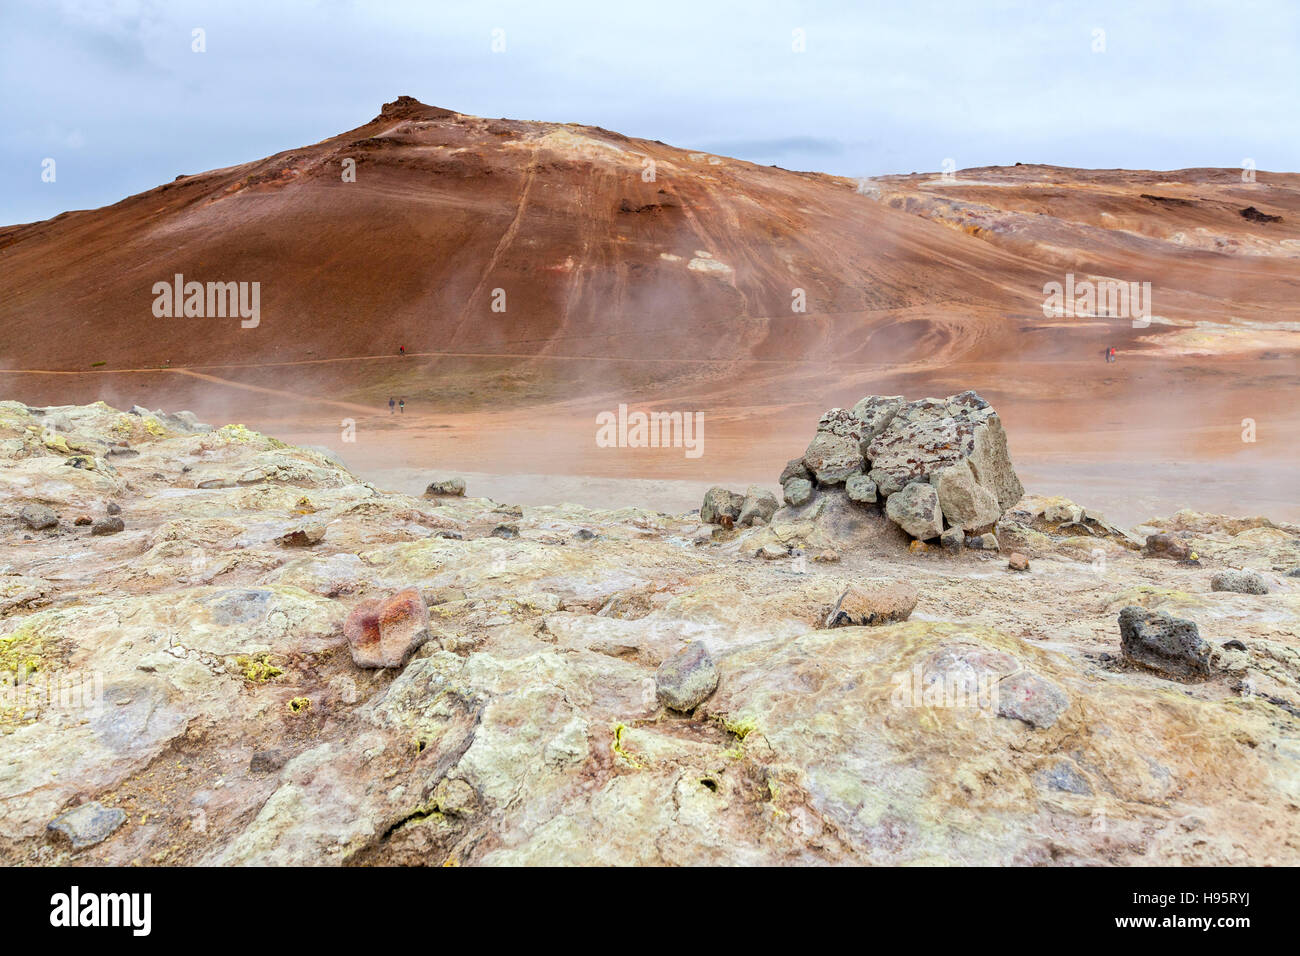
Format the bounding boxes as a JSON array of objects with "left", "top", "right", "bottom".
[{"left": 378, "top": 95, "right": 454, "bottom": 121}]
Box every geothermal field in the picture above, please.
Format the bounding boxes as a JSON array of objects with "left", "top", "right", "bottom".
[{"left": 1, "top": 93, "right": 1298, "bottom": 871}]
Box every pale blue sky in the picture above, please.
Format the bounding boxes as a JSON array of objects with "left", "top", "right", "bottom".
[{"left": 2, "top": 0, "right": 1297, "bottom": 224}]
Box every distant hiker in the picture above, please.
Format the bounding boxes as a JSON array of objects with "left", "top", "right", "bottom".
[
  {"left": 1106, "top": 346, "right": 1117, "bottom": 363},
  {"left": 399, "top": 345, "right": 405, "bottom": 357},
  {"left": 399, "top": 398, "right": 405, "bottom": 414},
  {"left": 388, "top": 397, "right": 395, "bottom": 414}
]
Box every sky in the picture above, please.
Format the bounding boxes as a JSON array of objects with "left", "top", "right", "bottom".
[{"left": 2, "top": 0, "right": 1297, "bottom": 224}]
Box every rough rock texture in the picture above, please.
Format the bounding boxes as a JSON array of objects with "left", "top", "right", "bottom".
[
  {"left": 933, "top": 460, "right": 1001, "bottom": 531},
  {"left": 940, "top": 527, "right": 965, "bottom": 551},
  {"left": 1145, "top": 533, "right": 1192, "bottom": 561},
  {"left": 802, "top": 431, "right": 863, "bottom": 485},
  {"left": 655, "top": 644, "right": 719, "bottom": 712},
  {"left": 824, "top": 581, "right": 918, "bottom": 627},
  {"left": 780, "top": 391, "right": 1022, "bottom": 543},
  {"left": 700, "top": 486, "right": 745, "bottom": 525},
  {"left": 344, "top": 588, "right": 431, "bottom": 668},
  {"left": 736, "top": 486, "right": 779, "bottom": 527},
  {"left": 844, "top": 474, "right": 878, "bottom": 504},
  {"left": 18, "top": 504, "right": 57, "bottom": 531},
  {"left": 2, "top": 402, "right": 1299, "bottom": 867},
  {"left": 47, "top": 802, "right": 127, "bottom": 850},
  {"left": 996, "top": 671, "right": 1069, "bottom": 729},
  {"left": 1118, "top": 606, "right": 1212, "bottom": 681},
  {"left": 1210, "top": 569, "right": 1269, "bottom": 595},
  {"left": 90, "top": 516, "right": 124, "bottom": 536},
  {"left": 782, "top": 478, "right": 813, "bottom": 507},
  {"left": 424, "top": 478, "right": 466, "bottom": 498},
  {"left": 885, "top": 483, "right": 943, "bottom": 541},
  {"left": 866, "top": 391, "right": 1022, "bottom": 507},
  {"left": 779, "top": 458, "right": 811, "bottom": 485}
]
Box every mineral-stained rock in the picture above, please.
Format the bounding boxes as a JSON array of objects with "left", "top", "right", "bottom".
[
  {"left": 933, "top": 459, "right": 1001, "bottom": 531},
  {"left": 18, "top": 503, "right": 57, "bottom": 530},
  {"left": 1145, "top": 533, "right": 1191, "bottom": 560},
  {"left": 1210, "top": 570, "right": 1269, "bottom": 595},
  {"left": 848, "top": 395, "right": 905, "bottom": 444},
  {"left": 90, "top": 515, "right": 125, "bottom": 536},
  {"left": 655, "top": 644, "right": 718, "bottom": 711},
  {"left": 700, "top": 486, "right": 745, "bottom": 524},
  {"left": 344, "top": 588, "right": 430, "bottom": 668},
  {"left": 824, "top": 581, "right": 918, "bottom": 627},
  {"left": 737, "top": 485, "right": 779, "bottom": 527},
  {"left": 845, "top": 474, "right": 878, "bottom": 504},
  {"left": 782, "top": 477, "right": 813, "bottom": 507},
  {"left": 424, "top": 477, "right": 466, "bottom": 497},
  {"left": 1007, "top": 552, "right": 1030, "bottom": 572},
  {"left": 884, "top": 482, "right": 943, "bottom": 540},
  {"left": 1118, "top": 606, "right": 1211, "bottom": 680},
  {"left": 803, "top": 431, "right": 863, "bottom": 485},
  {"left": 866, "top": 391, "right": 1020, "bottom": 508},
  {"left": 996, "top": 671, "right": 1068, "bottom": 728},
  {"left": 47, "top": 802, "right": 127, "bottom": 850}
]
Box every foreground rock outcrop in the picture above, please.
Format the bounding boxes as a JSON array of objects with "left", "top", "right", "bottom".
[
  {"left": 705, "top": 391, "right": 1025, "bottom": 548},
  {"left": 2, "top": 400, "right": 1299, "bottom": 866}
]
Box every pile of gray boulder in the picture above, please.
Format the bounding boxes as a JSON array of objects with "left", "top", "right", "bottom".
[{"left": 702, "top": 390, "right": 1024, "bottom": 546}]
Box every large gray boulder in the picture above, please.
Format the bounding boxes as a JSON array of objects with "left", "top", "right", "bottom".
[{"left": 778, "top": 390, "right": 1023, "bottom": 543}]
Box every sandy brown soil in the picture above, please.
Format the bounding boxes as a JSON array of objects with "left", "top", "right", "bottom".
[{"left": 1, "top": 97, "right": 1296, "bottom": 519}]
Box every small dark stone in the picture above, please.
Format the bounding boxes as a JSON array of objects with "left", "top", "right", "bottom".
[
  {"left": 573, "top": 528, "right": 598, "bottom": 541},
  {"left": 1118, "top": 606, "right": 1211, "bottom": 681},
  {"left": 106, "top": 502, "right": 122, "bottom": 515},
  {"left": 90, "top": 516, "right": 125, "bottom": 536},
  {"left": 249, "top": 749, "right": 288, "bottom": 774},
  {"left": 1222, "top": 639, "right": 1247, "bottom": 651},
  {"left": 490, "top": 524, "right": 519, "bottom": 539}
]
